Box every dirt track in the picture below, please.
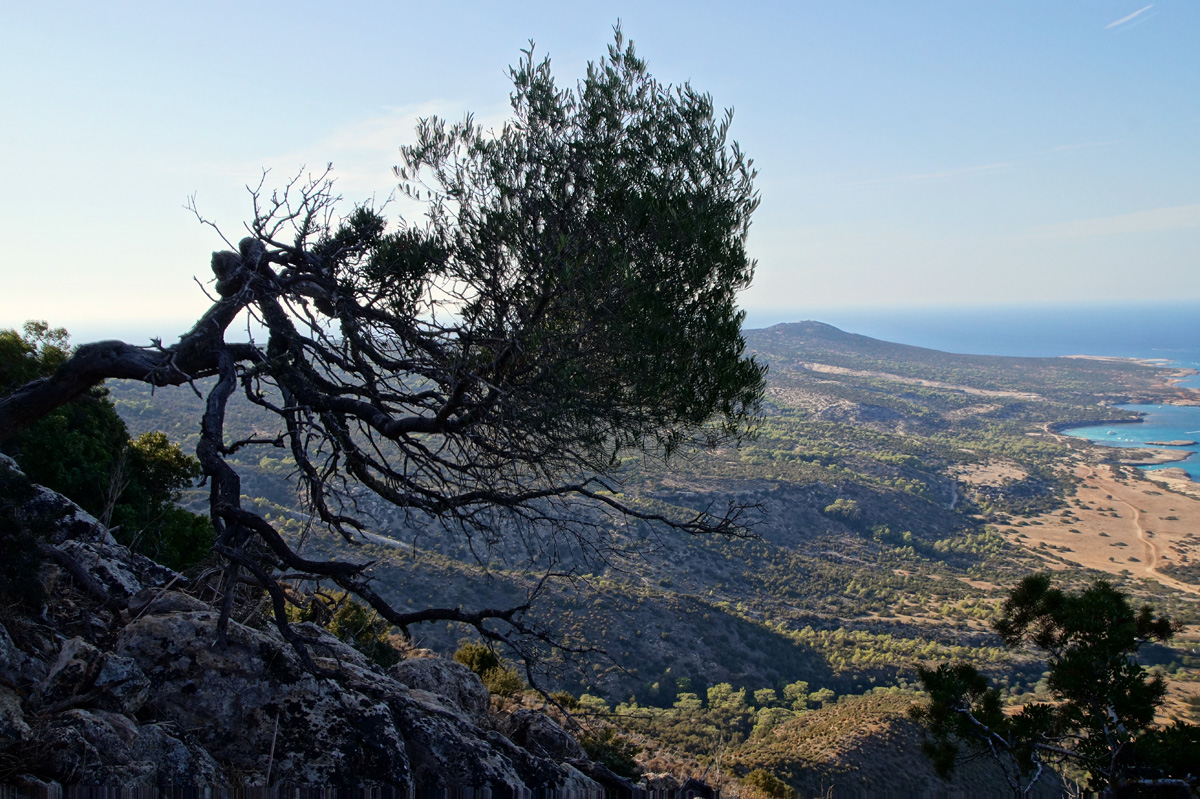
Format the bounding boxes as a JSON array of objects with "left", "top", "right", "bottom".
[{"left": 1081, "top": 465, "right": 1196, "bottom": 594}]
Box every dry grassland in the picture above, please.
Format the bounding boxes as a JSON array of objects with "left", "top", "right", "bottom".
[
  {"left": 953, "top": 461, "right": 1029, "bottom": 487},
  {"left": 796, "top": 362, "right": 1043, "bottom": 400},
  {"left": 995, "top": 461, "right": 1200, "bottom": 596},
  {"left": 960, "top": 454, "right": 1200, "bottom": 725}
]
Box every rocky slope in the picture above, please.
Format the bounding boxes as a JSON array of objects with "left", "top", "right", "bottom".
[{"left": 0, "top": 454, "right": 634, "bottom": 793}]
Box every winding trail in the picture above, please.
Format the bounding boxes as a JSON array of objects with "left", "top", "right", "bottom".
[{"left": 1037, "top": 423, "right": 1199, "bottom": 596}]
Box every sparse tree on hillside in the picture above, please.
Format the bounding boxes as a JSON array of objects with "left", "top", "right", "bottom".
[
  {"left": 911, "top": 574, "right": 1200, "bottom": 797},
  {"left": 0, "top": 30, "right": 764, "bottom": 674}
]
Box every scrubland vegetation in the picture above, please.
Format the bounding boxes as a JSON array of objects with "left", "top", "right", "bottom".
[{"left": 96, "top": 318, "right": 1200, "bottom": 794}]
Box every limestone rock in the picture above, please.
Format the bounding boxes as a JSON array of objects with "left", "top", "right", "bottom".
[
  {"left": 0, "top": 685, "right": 31, "bottom": 750},
  {"left": 571, "top": 759, "right": 639, "bottom": 796},
  {"left": 0, "top": 454, "right": 625, "bottom": 793},
  {"left": 116, "top": 610, "right": 412, "bottom": 787},
  {"left": 56, "top": 538, "right": 175, "bottom": 599},
  {"left": 94, "top": 653, "right": 151, "bottom": 716},
  {"left": 501, "top": 708, "right": 585, "bottom": 761},
  {"left": 389, "top": 656, "right": 491, "bottom": 724},
  {"left": 643, "top": 773, "right": 682, "bottom": 795},
  {"left": 37, "top": 636, "right": 101, "bottom": 710},
  {"left": 481, "top": 728, "right": 589, "bottom": 792},
  {"left": 20, "top": 702, "right": 223, "bottom": 788},
  {"left": 127, "top": 588, "right": 209, "bottom": 617},
  {"left": 291, "top": 621, "right": 376, "bottom": 672},
  {"left": 0, "top": 620, "right": 43, "bottom": 686},
  {"left": 129, "top": 723, "right": 224, "bottom": 787},
  {"left": 384, "top": 690, "right": 525, "bottom": 791},
  {"left": 34, "top": 708, "right": 153, "bottom": 786},
  {"left": 23, "top": 484, "right": 118, "bottom": 548},
  {"left": 559, "top": 763, "right": 607, "bottom": 796}
]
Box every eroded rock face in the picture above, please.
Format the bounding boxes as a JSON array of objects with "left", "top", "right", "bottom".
[
  {"left": 116, "top": 609, "right": 412, "bottom": 787},
  {"left": 389, "top": 657, "right": 492, "bottom": 725},
  {"left": 0, "top": 456, "right": 605, "bottom": 794},
  {"left": 501, "top": 708, "right": 585, "bottom": 761}
]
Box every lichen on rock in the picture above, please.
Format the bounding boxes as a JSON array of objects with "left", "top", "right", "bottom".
[{"left": 0, "top": 455, "right": 612, "bottom": 794}]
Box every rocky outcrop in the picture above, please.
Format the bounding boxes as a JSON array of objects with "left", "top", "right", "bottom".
[
  {"left": 500, "top": 708, "right": 586, "bottom": 761},
  {"left": 389, "top": 656, "right": 493, "bottom": 726},
  {"left": 0, "top": 454, "right": 606, "bottom": 793}
]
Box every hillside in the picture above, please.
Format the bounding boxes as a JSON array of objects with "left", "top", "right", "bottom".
[
  {"left": 750, "top": 321, "right": 1199, "bottom": 405},
  {"left": 106, "top": 321, "right": 1200, "bottom": 792},
  {"left": 726, "top": 692, "right": 1067, "bottom": 797}
]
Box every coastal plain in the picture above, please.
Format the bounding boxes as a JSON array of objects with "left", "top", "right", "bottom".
[{"left": 990, "top": 459, "right": 1200, "bottom": 593}]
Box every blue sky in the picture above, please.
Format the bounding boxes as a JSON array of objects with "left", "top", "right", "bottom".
[{"left": 2, "top": 1, "right": 1197, "bottom": 340}]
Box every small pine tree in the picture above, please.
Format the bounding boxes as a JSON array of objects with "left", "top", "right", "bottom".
[{"left": 912, "top": 574, "right": 1199, "bottom": 796}]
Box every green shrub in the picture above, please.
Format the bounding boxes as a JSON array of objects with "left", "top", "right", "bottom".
[
  {"left": 743, "top": 768, "right": 794, "bottom": 799},
  {"left": 454, "top": 640, "right": 526, "bottom": 697},
  {"left": 822, "top": 497, "right": 861, "bottom": 521},
  {"left": 290, "top": 590, "right": 401, "bottom": 668},
  {"left": 0, "top": 323, "right": 212, "bottom": 572},
  {"left": 579, "top": 727, "right": 642, "bottom": 779}
]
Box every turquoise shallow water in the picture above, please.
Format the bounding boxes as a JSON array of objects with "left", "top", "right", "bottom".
[
  {"left": 1063, "top": 405, "right": 1200, "bottom": 480},
  {"left": 747, "top": 302, "right": 1200, "bottom": 481}
]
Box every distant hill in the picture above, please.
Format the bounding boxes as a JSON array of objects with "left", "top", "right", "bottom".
[
  {"left": 746, "top": 320, "right": 1191, "bottom": 405},
  {"left": 728, "top": 692, "right": 1066, "bottom": 797}
]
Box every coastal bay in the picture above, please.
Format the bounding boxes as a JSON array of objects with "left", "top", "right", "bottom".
[{"left": 1063, "top": 404, "right": 1200, "bottom": 480}]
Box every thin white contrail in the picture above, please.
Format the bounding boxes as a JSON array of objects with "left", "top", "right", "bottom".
[{"left": 1106, "top": 4, "right": 1153, "bottom": 29}]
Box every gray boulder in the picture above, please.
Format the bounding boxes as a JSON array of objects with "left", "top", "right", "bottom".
[
  {"left": 116, "top": 610, "right": 412, "bottom": 788},
  {"left": 0, "top": 620, "right": 44, "bottom": 686},
  {"left": 93, "top": 653, "right": 151, "bottom": 716},
  {"left": 0, "top": 685, "right": 31, "bottom": 751},
  {"left": 501, "top": 708, "right": 585, "bottom": 761},
  {"left": 36, "top": 636, "right": 102, "bottom": 711},
  {"left": 389, "top": 656, "right": 492, "bottom": 725},
  {"left": 34, "top": 708, "right": 150, "bottom": 786},
  {"left": 127, "top": 587, "right": 209, "bottom": 617}
]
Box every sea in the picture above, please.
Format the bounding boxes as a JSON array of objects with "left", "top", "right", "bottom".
[{"left": 746, "top": 302, "right": 1200, "bottom": 480}]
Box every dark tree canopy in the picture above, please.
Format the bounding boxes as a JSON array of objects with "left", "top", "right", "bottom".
[
  {"left": 0, "top": 31, "right": 764, "bottom": 672},
  {"left": 0, "top": 323, "right": 210, "bottom": 571},
  {"left": 912, "top": 575, "right": 1199, "bottom": 796}
]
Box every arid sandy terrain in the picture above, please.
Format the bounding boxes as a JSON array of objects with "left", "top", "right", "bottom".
[
  {"left": 990, "top": 459, "right": 1200, "bottom": 596},
  {"left": 966, "top": 450, "right": 1200, "bottom": 721}
]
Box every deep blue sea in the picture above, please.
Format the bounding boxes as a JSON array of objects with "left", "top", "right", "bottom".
[{"left": 746, "top": 302, "right": 1200, "bottom": 478}]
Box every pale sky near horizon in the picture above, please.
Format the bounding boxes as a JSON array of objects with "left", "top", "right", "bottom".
[{"left": 2, "top": 1, "right": 1198, "bottom": 342}]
